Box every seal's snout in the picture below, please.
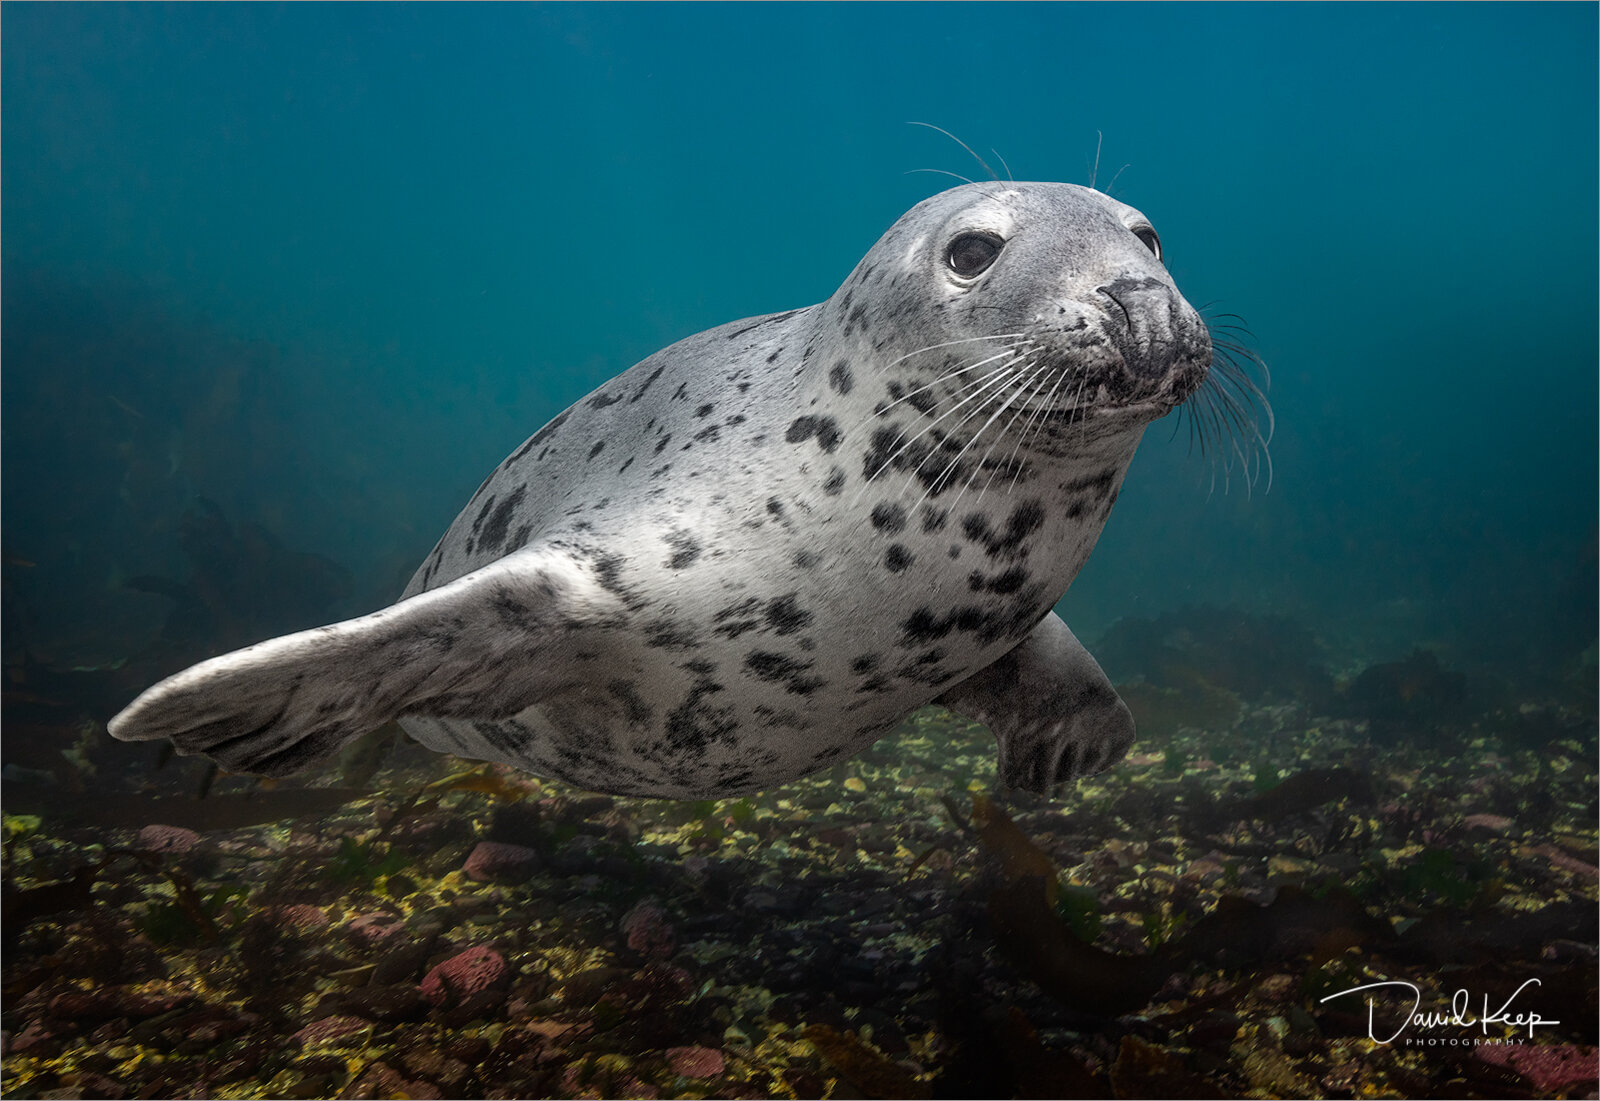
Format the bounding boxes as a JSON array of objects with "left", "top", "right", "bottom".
[{"left": 1095, "top": 276, "right": 1212, "bottom": 405}]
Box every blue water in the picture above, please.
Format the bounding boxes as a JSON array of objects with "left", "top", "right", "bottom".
[{"left": 4, "top": 2, "right": 1596, "bottom": 684}]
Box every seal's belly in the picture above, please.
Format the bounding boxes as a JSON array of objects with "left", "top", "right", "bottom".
[{"left": 401, "top": 488, "right": 1109, "bottom": 797}]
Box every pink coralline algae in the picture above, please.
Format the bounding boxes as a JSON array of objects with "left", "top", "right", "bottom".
[
  {"left": 421, "top": 946, "right": 509, "bottom": 1006},
  {"left": 271, "top": 903, "right": 330, "bottom": 928},
  {"left": 462, "top": 840, "right": 541, "bottom": 883},
  {"left": 345, "top": 911, "right": 406, "bottom": 946},
  {"left": 136, "top": 824, "right": 202, "bottom": 854},
  {"left": 621, "top": 898, "right": 676, "bottom": 960},
  {"left": 665, "top": 1045, "right": 725, "bottom": 1078},
  {"left": 292, "top": 1015, "right": 369, "bottom": 1047},
  {"left": 1475, "top": 1043, "right": 1598, "bottom": 1092}
]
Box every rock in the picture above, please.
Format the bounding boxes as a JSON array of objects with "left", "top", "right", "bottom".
[
  {"left": 341, "top": 1060, "right": 445, "bottom": 1100},
  {"left": 292, "top": 1015, "right": 370, "bottom": 1047},
  {"left": 1475, "top": 1043, "right": 1599, "bottom": 1093},
  {"left": 345, "top": 911, "right": 406, "bottom": 947},
  {"left": 463, "top": 841, "right": 541, "bottom": 883},
  {"left": 48, "top": 984, "right": 194, "bottom": 1024},
  {"left": 136, "top": 824, "right": 202, "bottom": 854},
  {"left": 620, "top": 899, "right": 676, "bottom": 960},
  {"left": 665, "top": 1045, "right": 725, "bottom": 1078},
  {"left": 331, "top": 983, "right": 429, "bottom": 1024},
  {"left": 272, "top": 903, "right": 330, "bottom": 928},
  {"left": 372, "top": 940, "right": 436, "bottom": 985},
  {"left": 421, "top": 946, "right": 510, "bottom": 1007}
]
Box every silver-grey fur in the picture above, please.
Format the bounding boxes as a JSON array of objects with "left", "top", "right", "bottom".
[{"left": 109, "top": 182, "right": 1218, "bottom": 798}]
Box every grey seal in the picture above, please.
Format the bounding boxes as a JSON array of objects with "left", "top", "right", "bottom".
[{"left": 108, "top": 181, "right": 1260, "bottom": 798}]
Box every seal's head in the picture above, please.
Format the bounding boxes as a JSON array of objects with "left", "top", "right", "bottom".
[{"left": 836, "top": 182, "right": 1213, "bottom": 439}]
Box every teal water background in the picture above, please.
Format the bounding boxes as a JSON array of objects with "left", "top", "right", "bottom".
[{"left": 4, "top": 3, "right": 1595, "bottom": 685}]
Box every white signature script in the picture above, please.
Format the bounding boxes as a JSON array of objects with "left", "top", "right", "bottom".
[{"left": 1320, "top": 979, "right": 1559, "bottom": 1044}]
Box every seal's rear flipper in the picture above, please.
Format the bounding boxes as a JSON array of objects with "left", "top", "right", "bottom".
[
  {"left": 937, "top": 611, "right": 1134, "bottom": 793},
  {"left": 107, "top": 549, "right": 606, "bottom": 777}
]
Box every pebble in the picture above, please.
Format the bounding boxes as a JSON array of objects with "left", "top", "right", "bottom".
[
  {"left": 463, "top": 840, "right": 541, "bottom": 883},
  {"left": 421, "top": 945, "right": 510, "bottom": 1006}
]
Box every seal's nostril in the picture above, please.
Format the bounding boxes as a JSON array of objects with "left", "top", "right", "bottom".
[{"left": 1100, "top": 287, "right": 1133, "bottom": 333}]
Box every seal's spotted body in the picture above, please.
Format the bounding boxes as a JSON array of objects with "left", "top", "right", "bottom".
[{"left": 111, "top": 183, "right": 1222, "bottom": 798}]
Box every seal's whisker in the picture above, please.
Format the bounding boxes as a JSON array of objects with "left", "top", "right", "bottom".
[
  {"left": 906, "top": 167, "right": 978, "bottom": 187},
  {"left": 924, "top": 355, "right": 1045, "bottom": 513},
  {"left": 860, "top": 358, "right": 1026, "bottom": 497},
  {"left": 874, "top": 342, "right": 1032, "bottom": 416},
  {"left": 992, "top": 148, "right": 1015, "bottom": 184},
  {"left": 971, "top": 357, "right": 1055, "bottom": 506},
  {"left": 907, "top": 121, "right": 1002, "bottom": 182},
  {"left": 876, "top": 334, "right": 1028, "bottom": 374},
  {"left": 1175, "top": 310, "right": 1274, "bottom": 496},
  {"left": 1004, "top": 362, "right": 1075, "bottom": 494},
  {"left": 891, "top": 363, "right": 1024, "bottom": 488},
  {"left": 898, "top": 361, "right": 1028, "bottom": 505}
]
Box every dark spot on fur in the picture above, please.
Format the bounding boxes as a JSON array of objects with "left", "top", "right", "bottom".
[
  {"left": 851, "top": 654, "right": 879, "bottom": 673},
  {"left": 588, "top": 441, "right": 606, "bottom": 460},
  {"left": 828, "top": 360, "right": 854, "bottom": 394},
  {"left": 823, "top": 468, "right": 846, "bottom": 495},
  {"left": 725, "top": 309, "right": 800, "bottom": 339},
  {"left": 645, "top": 620, "right": 700, "bottom": 650},
  {"left": 663, "top": 529, "right": 702, "bottom": 569},
  {"left": 785, "top": 415, "right": 841, "bottom": 453},
  {"left": 471, "top": 494, "right": 498, "bottom": 536},
  {"left": 713, "top": 597, "right": 764, "bottom": 639},
  {"left": 766, "top": 498, "right": 785, "bottom": 519},
  {"left": 592, "top": 552, "right": 648, "bottom": 610},
  {"left": 618, "top": 456, "right": 635, "bottom": 474},
  {"left": 766, "top": 348, "right": 782, "bottom": 364},
  {"left": 588, "top": 391, "right": 622, "bottom": 409},
  {"left": 607, "top": 680, "right": 653, "bottom": 725},
  {"left": 671, "top": 382, "right": 689, "bottom": 401},
  {"left": 885, "top": 544, "right": 914, "bottom": 572},
  {"left": 692, "top": 424, "right": 721, "bottom": 443},
  {"left": 764, "top": 594, "right": 812, "bottom": 635},
  {"left": 654, "top": 434, "right": 673, "bottom": 455},
  {"left": 922, "top": 507, "right": 948, "bottom": 533},
  {"left": 793, "top": 550, "right": 819, "bottom": 569},
  {"left": 696, "top": 403, "right": 715, "bottom": 417},
  {"left": 898, "top": 595, "right": 1043, "bottom": 649},
  {"left": 629, "top": 365, "right": 665, "bottom": 403},
  {"left": 870, "top": 503, "right": 907, "bottom": 534},
  {"left": 745, "top": 650, "right": 825, "bottom": 696},
  {"left": 665, "top": 678, "right": 734, "bottom": 754},
  {"left": 478, "top": 485, "right": 527, "bottom": 553},
  {"left": 509, "top": 410, "right": 570, "bottom": 463}
]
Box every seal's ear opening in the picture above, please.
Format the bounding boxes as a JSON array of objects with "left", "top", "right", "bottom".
[{"left": 947, "top": 231, "right": 1006, "bottom": 278}]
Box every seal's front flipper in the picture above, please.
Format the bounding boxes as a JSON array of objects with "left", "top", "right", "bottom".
[
  {"left": 107, "top": 549, "right": 608, "bottom": 778},
  {"left": 937, "top": 611, "right": 1134, "bottom": 793}
]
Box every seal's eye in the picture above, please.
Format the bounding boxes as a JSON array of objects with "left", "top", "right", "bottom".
[
  {"left": 1131, "top": 224, "right": 1162, "bottom": 263},
  {"left": 946, "top": 232, "right": 1004, "bottom": 278}
]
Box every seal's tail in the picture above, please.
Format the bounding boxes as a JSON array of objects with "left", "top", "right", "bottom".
[{"left": 108, "top": 548, "right": 606, "bottom": 776}]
